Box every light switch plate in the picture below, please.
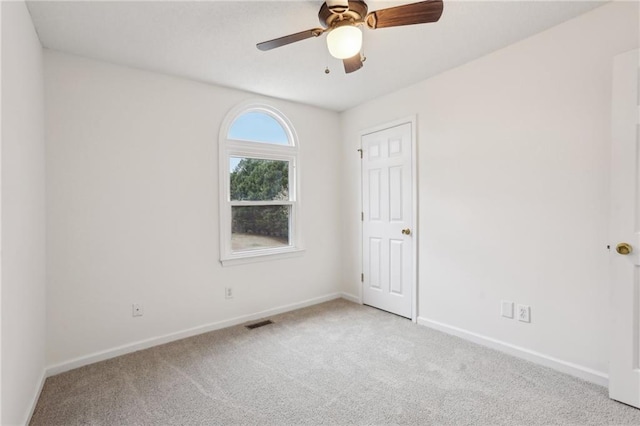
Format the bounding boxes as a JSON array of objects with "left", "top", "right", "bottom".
[{"left": 501, "top": 300, "right": 514, "bottom": 319}]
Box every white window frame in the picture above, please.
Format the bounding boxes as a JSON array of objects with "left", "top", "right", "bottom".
[{"left": 219, "top": 101, "right": 303, "bottom": 266}]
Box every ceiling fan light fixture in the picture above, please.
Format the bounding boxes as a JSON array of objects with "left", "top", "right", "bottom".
[
  {"left": 256, "top": 0, "right": 444, "bottom": 74},
  {"left": 326, "top": 25, "right": 362, "bottom": 59}
]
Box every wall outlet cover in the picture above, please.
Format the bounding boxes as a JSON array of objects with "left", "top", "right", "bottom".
[
  {"left": 517, "top": 304, "right": 531, "bottom": 323},
  {"left": 501, "top": 300, "right": 514, "bottom": 319}
]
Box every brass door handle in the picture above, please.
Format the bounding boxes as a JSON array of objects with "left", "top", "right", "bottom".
[
  {"left": 616, "top": 243, "right": 633, "bottom": 255},
  {"left": 402, "top": 228, "right": 411, "bottom": 235}
]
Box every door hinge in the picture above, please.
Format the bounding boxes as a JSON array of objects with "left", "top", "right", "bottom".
[
  {"left": 361, "top": 212, "right": 364, "bottom": 221},
  {"left": 361, "top": 273, "right": 364, "bottom": 282},
  {"left": 357, "top": 148, "right": 363, "bottom": 159}
]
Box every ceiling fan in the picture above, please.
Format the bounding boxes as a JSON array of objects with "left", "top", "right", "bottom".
[{"left": 256, "top": 0, "right": 444, "bottom": 74}]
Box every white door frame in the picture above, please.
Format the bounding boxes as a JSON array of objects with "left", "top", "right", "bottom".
[{"left": 359, "top": 116, "right": 418, "bottom": 322}]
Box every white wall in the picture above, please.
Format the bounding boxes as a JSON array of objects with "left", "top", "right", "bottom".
[
  {"left": 1, "top": 1, "right": 46, "bottom": 424},
  {"left": 341, "top": 1, "right": 639, "bottom": 378},
  {"left": 44, "top": 51, "right": 343, "bottom": 368}
]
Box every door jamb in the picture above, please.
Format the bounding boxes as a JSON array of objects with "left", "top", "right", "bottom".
[{"left": 359, "top": 115, "right": 418, "bottom": 322}]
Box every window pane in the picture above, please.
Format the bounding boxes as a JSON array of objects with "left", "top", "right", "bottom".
[
  {"left": 230, "top": 157, "right": 289, "bottom": 201},
  {"left": 232, "top": 205, "right": 290, "bottom": 251},
  {"left": 228, "top": 112, "right": 289, "bottom": 145}
]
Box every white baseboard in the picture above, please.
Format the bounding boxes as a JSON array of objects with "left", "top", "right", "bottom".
[
  {"left": 24, "top": 369, "right": 47, "bottom": 425},
  {"left": 340, "top": 292, "right": 361, "bottom": 304},
  {"left": 47, "top": 292, "right": 345, "bottom": 377},
  {"left": 417, "top": 317, "right": 608, "bottom": 387}
]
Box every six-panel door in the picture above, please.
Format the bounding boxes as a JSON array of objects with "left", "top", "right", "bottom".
[{"left": 362, "top": 122, "right": 413, "bottom": 318}]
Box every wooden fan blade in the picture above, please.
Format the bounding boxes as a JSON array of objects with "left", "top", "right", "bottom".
[
  {"left": 257, "top": 28, "right": 325, "bottom": 51},
  {"left": 366, "top": 0, "right": 443, "bottom": 29},
  {"left": 343, "top": 54, "right": 363, "bottom": 74}
]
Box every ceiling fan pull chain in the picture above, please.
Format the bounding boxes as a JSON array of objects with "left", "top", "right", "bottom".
[
  {"left": 324, "top": 47, "right": 331, "bottom": 74},
  {"left": 361, "top": 28, "right": 366, "bottom": 62}
]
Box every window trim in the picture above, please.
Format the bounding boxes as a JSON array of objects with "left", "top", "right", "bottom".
[{"left": 219, "top": 101, "right": 304, "bottom": 266}]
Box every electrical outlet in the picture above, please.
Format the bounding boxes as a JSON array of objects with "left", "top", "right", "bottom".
[
  {"left": 132, "top": 303, "right": 144, "bottom": 317},
  {"left": 225, "top": 287, "right": 233, "bottom": 299},
  {"left": 517, "top": 304, "right": 530, "bottom": 323},
  {"left": 501, "top": 300, "right": 514, "bottom": 319}
]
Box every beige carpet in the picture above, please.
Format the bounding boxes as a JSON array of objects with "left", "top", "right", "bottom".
[{"left": 31, "top": 299, "right": 640, "bottom": 425}]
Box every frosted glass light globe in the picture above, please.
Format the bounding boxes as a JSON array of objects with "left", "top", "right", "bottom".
[{"left": 326, "top": 25, "right": 362, "bottom": 59}]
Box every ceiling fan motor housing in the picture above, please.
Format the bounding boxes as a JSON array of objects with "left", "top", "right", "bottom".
[
  {"left": 319, "top": 0, "right": 368, "bottom": 28},
  {"left": 326, "top": 0, "right": 349, "bottom": 14}
]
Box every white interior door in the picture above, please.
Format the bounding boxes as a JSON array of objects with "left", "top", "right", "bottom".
[
  {"left": 361, "top": 121, "right": 414, "bottom": 319},
  {"left": 609, "top": 48, "right": 640, "bottom": 408}
]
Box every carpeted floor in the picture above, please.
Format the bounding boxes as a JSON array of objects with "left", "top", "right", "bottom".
[{"left": 31, "top": 299, "right": 640, "bottom": 425}]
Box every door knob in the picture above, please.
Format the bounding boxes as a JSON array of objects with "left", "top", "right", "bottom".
[
  {"left": 402, "top": 228, "right": 411, "bottom": 235},
  {"left": 616, "top": 243, "right": 633, "bottom": 255}
]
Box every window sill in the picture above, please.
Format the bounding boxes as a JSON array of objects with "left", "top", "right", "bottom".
[{"left": 220, "top": 247, "right": 305, "bottom": 267}]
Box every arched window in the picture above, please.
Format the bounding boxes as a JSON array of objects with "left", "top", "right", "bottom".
[
  {"left": 219, "top": 102, "right": 302, "bottom": 265},
  {"left": 228, "top": 111, "right": 290, "bottom": 145}
]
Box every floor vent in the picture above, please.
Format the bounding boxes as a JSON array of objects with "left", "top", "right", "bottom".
[{"left": 245, "top": 320, "right": 273, "bottom": 330}]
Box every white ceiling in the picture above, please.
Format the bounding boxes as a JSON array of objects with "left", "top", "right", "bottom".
[{"left": 26, "top": 0, "right": 605, "bottom": 111}]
